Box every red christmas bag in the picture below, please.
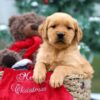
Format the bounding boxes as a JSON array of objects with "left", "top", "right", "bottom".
[
  {"left": 0, "top": 68, "right": 73, "bottom": 100},
  {"left": 0, "top": 67, "right": 3, "bottom": 71}
]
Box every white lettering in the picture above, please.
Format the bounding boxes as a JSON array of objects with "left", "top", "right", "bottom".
[{"left": 11, "top": 84, "right": 46, "bottom": 94}]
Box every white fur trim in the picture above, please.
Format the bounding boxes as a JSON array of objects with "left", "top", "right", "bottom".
[{"left": 12, "top": 59, "right": 32, "bottom": 68}]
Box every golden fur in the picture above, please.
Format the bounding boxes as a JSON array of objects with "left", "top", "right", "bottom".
[{"left": 33, "top": 13, "right": 94, "bottom": 88}]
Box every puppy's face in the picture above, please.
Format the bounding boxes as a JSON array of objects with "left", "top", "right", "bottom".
[{"left": 39, "top": 13, "right": 83, "bottom": 49}]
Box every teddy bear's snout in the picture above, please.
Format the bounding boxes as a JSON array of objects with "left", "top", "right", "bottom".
[{"left": 31, "top": 24, "right": 38, "bottom": 30}]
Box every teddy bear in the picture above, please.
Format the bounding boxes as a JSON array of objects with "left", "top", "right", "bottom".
[{"left": 0, "top": 12, "right": 45, "bottom": 68}]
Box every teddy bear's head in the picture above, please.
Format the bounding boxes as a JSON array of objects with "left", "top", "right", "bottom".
[{"left": 9, "top": 12, "right": 45, "bottom": 41}]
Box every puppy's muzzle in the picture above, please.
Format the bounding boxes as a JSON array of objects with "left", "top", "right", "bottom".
[{"left": 57, "top": 32, "right": 65, "bottom": 43}]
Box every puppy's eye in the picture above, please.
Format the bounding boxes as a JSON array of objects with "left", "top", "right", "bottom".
[
  {"left": 67, "top": 26, "right": 73, "bottom": 30},
  {"left": 51, "top": 25, "right": 56, "bottom": 28}
]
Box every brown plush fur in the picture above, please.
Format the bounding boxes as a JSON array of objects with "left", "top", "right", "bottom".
[
  {"left": 0, "top": 13, "right": 45, "bottom": 68},
  {"left": 33, "top": 13, "right": 94, "bottom": 88},
  {"left": 9, "top": 12, "right": 45, "bottom": 41},
  {"left": 0, "top": 49, "right": 21, "bottom": 68}
]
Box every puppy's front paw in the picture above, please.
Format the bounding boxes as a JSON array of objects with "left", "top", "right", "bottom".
[
  {"left": 50, "top": 73, "right": 64, "bottom": 88},
  {"left": 84, "top": 71, "right": 93, "bottom": 79},
  {"left": 33, "top": 69, "right": 46, "bottom": 84},
  {"left": 83, "top": 67, "right": 94, "bottom": 79}
]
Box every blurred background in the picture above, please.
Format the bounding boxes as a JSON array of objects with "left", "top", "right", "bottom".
[{"left": 0, "top": 0, "right": 100, "bottom": 93}]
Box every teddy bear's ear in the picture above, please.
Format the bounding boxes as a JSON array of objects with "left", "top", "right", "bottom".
[
  {"left": 30, "top": 12, "right": 37, "bottom": 16},
  {"left": 38, "top": 16, "right": 46, "bottom": 24},
  {"left": 9, "top": 16, "right": 17, "bottom": 27}
]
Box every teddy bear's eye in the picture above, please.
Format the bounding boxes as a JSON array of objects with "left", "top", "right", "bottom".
[{"left": 51, "top": 25, "right": 56, "bottom": 28}]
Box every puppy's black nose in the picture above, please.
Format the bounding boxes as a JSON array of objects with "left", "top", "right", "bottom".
[{"left": 57, "top": 32, "right": 64, "bottom": 39}]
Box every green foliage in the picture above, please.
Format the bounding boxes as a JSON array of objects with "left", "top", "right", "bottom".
[
  {"left": 83, "top": 20, "right": 100, "bottom": 52},
  {"left": 0, "top": 30, "right": 12, "bottom": 43},
  {"left": 78, "top": 16, "right": 100, "bottom": 52},
  {"left": 80, "top": 42, "right": 93, "bottom": 63},
  {"left": 92, "top": 54, "right": 100, "bottom": 92},
  {"left": 15, "top": 0, "right": 100, "bottom": 53},
  {"left": 0, "top": 25, "right": 13, "bottom": 49},
  {"left": 15, "top": 0, "right": 100, "bottom": 16}
]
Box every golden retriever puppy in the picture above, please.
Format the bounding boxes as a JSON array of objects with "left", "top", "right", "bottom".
[{"left": 33, "top": 12, "right": 94, "bottom": 88}]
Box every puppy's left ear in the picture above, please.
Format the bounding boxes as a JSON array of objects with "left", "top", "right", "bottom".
[
  {"left": 38, "top": 18, "right": 49, "bottom": 40},
  {"left": 74, "top": 20, "right": 83, "bottom": 43}
]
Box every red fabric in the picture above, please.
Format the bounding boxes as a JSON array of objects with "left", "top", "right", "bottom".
[
  {"left": 0, "top": 68, "right": 73, "bottom": 100},
  {"left": 0, "top": 67, "right": 3, "bottom": 84},
  {"left": 0, "top": 67, "right": 3, "bottom": 71},
  {"left": 22, "top": 36, "right": 42, "bottom": 60},
  {"left": 9, "top": 36, "right": 42, "bottom": 60}
]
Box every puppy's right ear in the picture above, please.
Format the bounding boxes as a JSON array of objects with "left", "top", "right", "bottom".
[
  {"left": 74, "top": 20, "right": 83, "bottom": 43},
  {"left": 38, "top": 18, "right": 49, "bottom": 40}
]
